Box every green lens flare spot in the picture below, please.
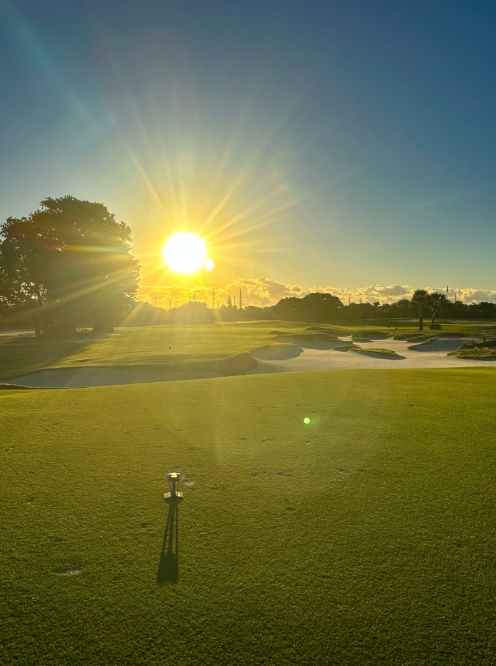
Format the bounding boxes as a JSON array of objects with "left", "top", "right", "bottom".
[{"left": 303, "top": 417, "right": 311, "bottom": 425}]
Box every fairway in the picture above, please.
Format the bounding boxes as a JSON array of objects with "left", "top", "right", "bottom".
[
  {"left": 1, "top": 368, "right": 495, "bottom": 665},
  {"left": 0, "top": 322, "right": 315, "bottom": 382},
  {"left": 2, "top": 322, "right": 496, "bottom": 388}
]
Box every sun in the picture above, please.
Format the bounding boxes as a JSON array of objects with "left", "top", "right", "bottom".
[{"left": 162, "top": 232, "right": 214, "bottom": 274}]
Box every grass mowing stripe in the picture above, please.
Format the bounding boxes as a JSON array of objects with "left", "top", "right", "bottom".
[{"left": 1, "top": 368, "right": 495, "bottom": 664}]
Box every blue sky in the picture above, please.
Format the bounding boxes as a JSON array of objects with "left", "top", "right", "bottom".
[{"left": 1, "top": 0, "right": 496, "bottom": 299}]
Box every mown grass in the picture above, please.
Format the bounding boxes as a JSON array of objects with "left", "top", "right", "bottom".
[
  {"left": 1, "top": 321, "right": 355, "bottom": 382},
  {"left": 350, "top": 347, "right": 399, "bottom": 356},
  {"left": 332, "top": 343, "right": 360, "bottom": 351},
  {"left": 0, "top": 322, "right": 303, "bottom": 381},
  {"left": 1, "top": 368, "right": 496, "bottom": 664},
  {"left": 251, "top": 343, "right": 302, "bottom": 360},
  {"left": 3, "top": 320, "right": 496, "bottom": 382}
]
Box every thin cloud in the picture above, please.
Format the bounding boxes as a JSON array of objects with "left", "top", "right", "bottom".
[{"left": 138, "top": 280, "right": 496, "bottom": 308}]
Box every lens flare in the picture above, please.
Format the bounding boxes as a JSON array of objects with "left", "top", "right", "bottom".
[{"left": 162, "top": 232, "right": 208, "bottom": 274}]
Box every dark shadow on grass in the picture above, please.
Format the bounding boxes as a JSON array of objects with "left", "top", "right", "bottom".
[
  {"left": 157, "top": 501, "right": 179, "bottom": 585},
  {"left": 0, "top": 333, "right": 101, "bottom": 382},
  {"left": 3, "top": 351, "right": 258, "bottom": 387}
]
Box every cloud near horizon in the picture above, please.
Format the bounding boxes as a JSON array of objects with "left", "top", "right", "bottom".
[{"left": 137, "top": 279, "right": 496, "bottom": 309}]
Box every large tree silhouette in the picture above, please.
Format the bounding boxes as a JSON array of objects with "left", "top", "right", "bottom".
[
  {"left": 272, "top": 292, "right": 343, "bottom": 321},
  {"left": 0, "top": 196, "right": 139, "bottom": 336}
]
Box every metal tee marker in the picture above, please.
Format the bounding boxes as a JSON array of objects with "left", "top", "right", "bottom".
[{"left": 164, "top": 472, "right": 183, "bottom": 502}]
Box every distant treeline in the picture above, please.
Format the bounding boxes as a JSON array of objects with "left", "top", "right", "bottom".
[
  {"left": 116, "top": 291, "right": 496, "bottom": 327},
  {"left": 3, "top": 290, "right": 495, "bottom": 332}
]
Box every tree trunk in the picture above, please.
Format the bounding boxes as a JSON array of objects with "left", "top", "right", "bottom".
[
  {"left": 92, "top": 308, "right": 114, "bottom": 334},
  {"left": 418, "top": 309, "right": 424, "bottom": 331},
  {"left": 61, "top": 319, "right": 76, "bottom": 337},
  {"left": 34, "top": 290, "right": 44, "bottom": 338}
]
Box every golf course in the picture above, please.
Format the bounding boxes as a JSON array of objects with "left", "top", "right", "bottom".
[
  {"left": 1, "top": 321, "right": 495, "bottom": 664},
  {"left": 4, "top": 1, "right": 496, "bottom": 662}
]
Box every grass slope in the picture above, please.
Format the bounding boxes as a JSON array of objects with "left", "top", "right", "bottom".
[
  {"left": 3, "top": 320, "right": 496, "bottom": 382},
  {"left": 350, "top": 347, "right": 400, "bottom": 357},
  {"left": 0, "top": 321, "right": 355, "bottom": 382},
  {"left": 1, "top": 369, "right": 496, "bottom": 665},
  {"left": 0, "top": 322, "right": 295, "bottom": 381},
  {"left": 450, "top": 340, "right": 496, "bottom": 359}
]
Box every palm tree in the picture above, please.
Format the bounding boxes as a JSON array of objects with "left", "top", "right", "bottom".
[
  {"left": 411, "top": 289, "right": 429, "bottom": 331},
  {"left": 427, "top": 292, "right": 448, "bottom": 329}
]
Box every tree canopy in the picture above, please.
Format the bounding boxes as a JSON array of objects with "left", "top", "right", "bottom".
[
  {"left": 427, "top": 291, "right": 449, "bottom": 328},
  {"left": 0, "top": 196, "right": 139, "bottom": 336},
  {"left": 411, "top": 289, "right": 429, "bottom": 331},
  {"left": 272, "top": 292, "right": 343, "bottom": 321}
]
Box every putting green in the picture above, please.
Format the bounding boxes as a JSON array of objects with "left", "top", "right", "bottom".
[{"left": 1, "top": 368, "right": 495, "bottom": 664}]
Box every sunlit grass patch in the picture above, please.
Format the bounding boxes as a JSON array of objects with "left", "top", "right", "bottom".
[
  {"left": 304, "top": 326, "right": 339, "bottom": 339},
  {"left": 1, "top": 369, "right": 496, "bottom": 663},
  {"left": 0, "top": 322, "right": 286, "bottom": 381}
]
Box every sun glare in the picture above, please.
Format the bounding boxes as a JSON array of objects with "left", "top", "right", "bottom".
[{"left": 162, "top": 232, "right": 213, "bottom": 274}]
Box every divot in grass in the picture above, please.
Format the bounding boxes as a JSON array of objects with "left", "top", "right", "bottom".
[{"left": 56, "top": 566, "right": 83, "bottom": 575}]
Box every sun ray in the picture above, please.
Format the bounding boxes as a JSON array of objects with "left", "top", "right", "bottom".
[{"left": 200, "top": 174, "right": 246, "bottom": 232}]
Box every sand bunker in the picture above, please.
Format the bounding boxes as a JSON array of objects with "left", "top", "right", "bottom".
[
  {"left": 3, "top": 336, "right": 496, "bottom": 389},
  {"left": 248, "top": 337, "right": 496, "bottom": 375},
  {"left": 410, "top": 337, "right": 481, "bottom": 352},
  {"left": 0, "top": 329, "right": 34, "bottom": 337}
]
